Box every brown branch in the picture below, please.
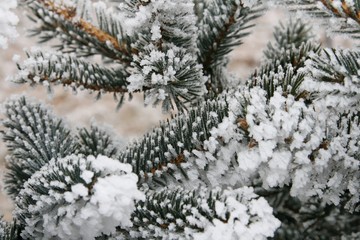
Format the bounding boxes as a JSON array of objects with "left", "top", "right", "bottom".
[
  {"left": 26, "top": 74, "right": 129, "bottom": 93},
  {"left": 143, "top": 153, "right": 187, "bottom": 180},
  {"left": 320, "top": 0, "right": 360, "bottom": 25},
  {"left": 36, "top": 0, "right": 134, "bottom": 57},
  {"left": 202, "top": 5, "right": 238, "bottom": 68},
  {"left": 203, "top": 4, "right": 240, "bottom": 94}
]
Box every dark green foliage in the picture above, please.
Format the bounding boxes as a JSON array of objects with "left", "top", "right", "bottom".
[
  {"left": 258, "top": 187, "right": 360, "bottom": 240},
  {"left": 307, "top": 48, "right": 360, "bottom": 84},
  {"left": 251, "top": 65, "right": 306, "bottom": 100},
  {"left": 1, "top": 97, "right": 78, "bottom": 198},
  {"left": 197, "top": 0, "right": 261, "bottom": 93},
  {"left": 273, "top": 0, "right": 360, "bottom": 40},
  {"left": 119, "top": 99, "right": 228, "bottom": 186},
  {"left": 129, "top": 188, "right": 223, "bottom": 238},
  {"left": 77, "top": 124, "right": 120, "bottom": 158},
  {"left": 248, "top": 20, "right": 320, "bottom": 99},
  {"left": 26, "top": 0, "right": 134, "bottom": 62},
  {"left": 14, "top": 51, "right": 129, "bottom": 96},
  {"left": 263, "top": 20, "right": 315, "bottom": 66}
]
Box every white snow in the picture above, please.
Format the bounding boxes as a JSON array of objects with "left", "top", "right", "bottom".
[
  {"left": 194, "top": 187, "right": 280, "bottom": 240},
  {"left": 0, "top": 0, "right": 18, "bottom": 49}
]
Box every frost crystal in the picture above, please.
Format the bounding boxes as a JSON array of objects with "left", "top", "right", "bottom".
[
  {"left": 15, "top": 155, "right": 145, "bottom": 240},
  {"left": 0, "top": 0, "right": 18, "bottom": 49}
]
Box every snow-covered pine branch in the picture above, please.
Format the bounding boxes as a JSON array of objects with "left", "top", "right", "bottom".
[
  {"left": 10, "top": 50, "right": 128, "bottom": 99},
  {"left": 247, "top": 19, "right": 320, "bottom": 99},
  {"left": 15, "top": 155, "right": 144, "bottom": 239},
  {"left": 270, "top": 0, "right": 360, "bottom": 40},
  {"left": 127, "top": 186, "right": 280, "bottom": 239},
  {"left": 0, "top": 0, "right": 359, "bottom": 239},
  {"left": 25, "top": 0, "right": 134, "bottom": 61},
  {"left": 1, "top": 97, "right": 78, "bottom": 198},
  {"left": 197, "top": 0, "right": 262, "bottom": 94},
  {"left": 119, "top": 98, "right": 229, "bottom": 187},
  {"left": 77, "top": 124, "right": 122, "bottom": 158}
]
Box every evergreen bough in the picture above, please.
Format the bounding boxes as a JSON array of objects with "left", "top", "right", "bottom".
[{"left": 0, "top": 0, "right": 359, "bottom": 239}]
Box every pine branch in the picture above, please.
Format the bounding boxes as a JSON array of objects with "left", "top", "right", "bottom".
[
  {"left": 13, "top": 153, "right": 279, "bottom": 239},
  {"left": 117, "top": 0, "right": 152, "bottom": 12},
  {"left": 302, "top": 48, "right": 360, "bottom": 112},
  {"left": 26, "top": 0, "right": 135, "bottom": 62},
  {"left": 122, "top": 0, "right": 198, "bottom": 50},
  {"left": 128, "top": 46, "right": 206, "bottom": 111},
  {"left": 1, "top": 97, "right": 78, "bottom": 198},
  {"left": 319, "top": 0, "right": 360, "bottom": 24},
  {"left": 77, "top": 124, "right": 121, "bottom": 158},
  {"left": 263, "top": 20, "right": 315, "bottom": 65},
  {"left": 119, "top": 99, "right": 228, "bottom": 186},
  {"left": 250, "top": 65, "right": 307, "bottom": 100},
  {"left": 11, "top": 50, "right": 129, "bottom": 98},
  {"left": 247, "top": 19, "right": 320, "bottom": 99},
  {"left": 271, "top": 0, "right": 360, "bottom": 40},
  {"left": 198, "top": 0, "right": 261, "bottom": 94},
  {"left": 14, "top": 155, "right": 144, "bottom": 239},
  {"left": 257, "top": 187, "right": 360, "bottom": 239},
  {"left": 306, "top": 48, "right": 360, "bottom": 84},
  {"left": 11, "top": 48, "right": 205, "bottom": 110},
  {"left": 124, "top": 186, "right": 280, "bottom": 239},
  {"left": 21, "top": 1, "right": 207, "bottom": 111},
  {"left": 2, "top": 0, "right": 360, "bottom": 238},
  {"left": 122, "top": 0, "right": 205, "bottom": 111}
]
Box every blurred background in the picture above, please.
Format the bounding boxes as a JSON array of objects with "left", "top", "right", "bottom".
[{"left": 0, "top": 6, "right": 353, "bottom": 221}]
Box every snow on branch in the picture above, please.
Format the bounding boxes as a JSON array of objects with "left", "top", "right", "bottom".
[
  {"left": 270, "top": 0, "right": 360, "bottom": 40},
  {"left": 0, "top": 217, "right": 21, "bottom": 240},
  {"left": 119, "top": 99, "right": 228, "bottom": 186},
  {"left": 248, "top": 19, "right": 320, "bottom": 99},
  {"left": 197, "top": 0, "right": 262, "bottom": 93},
  {"left": 127, "top": 186, "right": 280, "bottom": 239},
  {"left": 26, "top": 0, "right": 134, "bottom": 62},
  {"left": 187, "top": 83, "right": 359, "bottom": 212},
  {"left": 120, "top": 0, "right": 206, "bottom": 111},
  {"left": 1, "top": 1, "right": 359, "bottom": 239},
  {"left": 77, "top": 123, "right": 121, "bottom": 158},
  {"left": 15, "top": 155, "right": 144, "bottom": 239},
  {"left": 128, "top": 46, "right": 206, "bottom": 111},
  {"left": 302, "top": 48, "right": 360, "bottom": 113},
  {"left": 10, "top": 49, "right": 129, "bottom": 97},
  {"left": 1, "top": 96, "right": 78, "bottom": 198}
]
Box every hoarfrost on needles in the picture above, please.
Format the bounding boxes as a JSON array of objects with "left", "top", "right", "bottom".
[
  {"left": 16, "top": 155, "right": 145, "bottom": 240},
  {"left": 193, "top": 187, "right": 280, "bottom": 240}
]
